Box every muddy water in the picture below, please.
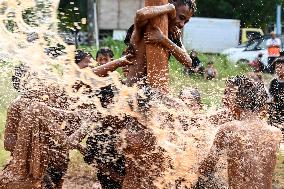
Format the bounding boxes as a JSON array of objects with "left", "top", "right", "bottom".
[{"left": 0, "top": 1, "right": 250, "bottom": 188}]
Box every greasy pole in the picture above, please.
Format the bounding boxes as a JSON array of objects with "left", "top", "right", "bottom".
[{"left": 145, "top": 0, "right": 169, "bottom": 93}]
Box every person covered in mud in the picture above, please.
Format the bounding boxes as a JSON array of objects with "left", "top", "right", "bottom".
[
  {"left": 1, "top": 81, "right": 93, "bottom": 189},
  {"left": 107, "top": 1, "right": 197, "bottom": 188},
  {"left": 179, "top": 87, "right": 202, "bottom": 111},
  {"left": 195, "top": 76, "right": 282, "bottom": 189},
  {"left": 96, "top": 47, "right": 114, "bottom": 65},
  {"left": 93, "top": 48, "right": 133, "bottom": 77},
  {"left": 123, "top": 0, "right": 195, "bottom": 87},
  {"left": 2, "top": 49, "right": 131, "bottom": 188}
]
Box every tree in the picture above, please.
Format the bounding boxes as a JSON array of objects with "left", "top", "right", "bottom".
[{"left": 196, "top": 0, "right": 281, "bottom": 29}]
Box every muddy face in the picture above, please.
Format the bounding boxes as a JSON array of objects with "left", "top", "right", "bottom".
[
  {"left": 169, "top": 4, "right": 193, "bottom": 32},
  {"left": 96, "top": 54, "right": 112, "bottom": 65}
]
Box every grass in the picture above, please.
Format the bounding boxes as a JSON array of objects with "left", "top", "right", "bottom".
[
  {"left": 274, "top": 151, "right": 284, "bottom": 187},
  {"left": 0, "top": 39, "right": 283, "bottom": 187}
]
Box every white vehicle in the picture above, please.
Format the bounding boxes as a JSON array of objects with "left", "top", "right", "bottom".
[
  {"left": 221, "top": 46, "right": 246, "bottom": 56},
  {"left": 225, "top": 38, "right": 269, "bottom": 65},
  {"left": 183, "top": 17, "right": 240, "bottom": 53}
]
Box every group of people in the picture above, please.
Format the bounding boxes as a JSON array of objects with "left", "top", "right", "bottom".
[
  {"left": 184, "top": 50, "right": 218, "bottom": 80},
  {"left": 0, "top": 0, "right": 283, "bottom": 189},
  {"left": 250, "top": 31, "right": 282, "bottom": 74}
]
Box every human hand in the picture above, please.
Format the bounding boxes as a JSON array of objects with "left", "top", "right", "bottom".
[
  {"left": 169, "top": 26, "right": 182, "bottom": 40},
  {"left": 117, "top": 54, "right": 134, "bottom": 67},
  {"left": 144, "top": 26, "right": 166, "bottom": 44}
]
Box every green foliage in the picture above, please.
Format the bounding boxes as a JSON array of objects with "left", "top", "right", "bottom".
[{"left": 195, "top": 0, "right": 280, "bottom": 28}]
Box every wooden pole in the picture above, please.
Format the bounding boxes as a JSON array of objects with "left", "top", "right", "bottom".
[{"left": 145, "top": 0, "right": 169, "bottom": 93}]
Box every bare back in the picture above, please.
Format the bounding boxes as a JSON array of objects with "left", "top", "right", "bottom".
[
  {"left": 124, "top": 26, "right": 147, "bottom": 86},
  {"left": 225, "top": 118, "right": 282, "bottom": 189}
]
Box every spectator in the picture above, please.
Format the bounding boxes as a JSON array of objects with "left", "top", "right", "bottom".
[
  {"left": 249, "top": 53, "right": 264, "bottom": 73},
  {"left": 179, "top": 87, "right": 202, "bottom": 111},
  {"left": 266, "top": 31, "right": 281, "bottom": 74},
  {"left": 204, "top": 61, "right": 218, "bottom": 80},
  {"left": 268, "top": 57, "right": 284, "bottom": 132},
  {"left": 184, "top": 50, "right": 204, "bottom": 75},
  {"left": 96, "top": 47, "right": 114, "bottom": 65},
  {"left": 75, "top": 50, "right": 94, "bottom": 69}
]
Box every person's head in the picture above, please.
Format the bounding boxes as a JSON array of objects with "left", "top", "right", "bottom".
[
  {"left": 190, "top": 50, "right": 197, "bottom": 58},
  {"left": 258, "top": 53, "right": 263, "bottom": 58},
  {"left": 179, "top": 87, "right": 202, "bottom": 110},
  {"left": 223, "top": 76, "right": 268, "bottom": 115},
  {"left": 207, "top": 61, "right": 214, "bottom": 68},
  {"left": 270, "top": 31, "right": 276, "bottom": 39},
  {"left": 96, "top": 47, "right": 114, "bottom": 65},
  {"left": 169, "top": 0, "right": 196, "bottom": 30},
  {"left": 273, "top": 57, "right": 284, "bottom": 78},
  {"left": 75, "top": 50, "right": 94, "bottom": 69}
]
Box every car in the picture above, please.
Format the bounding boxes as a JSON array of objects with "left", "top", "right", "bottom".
[
  {"left": 221, "top": 37, "right": 264, "bottom": 56},
  {"left": 224, "top": 36, "right": 270, "bottom": 66}
]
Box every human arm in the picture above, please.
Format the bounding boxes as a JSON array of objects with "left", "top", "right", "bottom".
[
  {"left": 92, "top": 54, "right": 133, "bottom": 77},
  {"left": 4, "top": 102, "right": 21, "bottom": 152},
  {"left": 198, "top": 128, "right": 227, "bottom": 177},
  {"left": 135, "top": 4, "right": 175, "bottom": 28},
  {"left": 144, "top": 26, "right": 192, "bottom": 67}
]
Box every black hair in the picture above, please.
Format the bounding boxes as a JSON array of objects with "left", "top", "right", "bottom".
[
  {"left": 96, "top": 47, "right": 114, "bottom": 60},
  {"left": 226, "top": 76, "right": 268, "bottom": 112},
  {"left": 95, "top": 85, "right": 115, "bottom": 108},
  {"left": 179, "top": 87, "right": 201, "bottom": 102},
  {"left": 272, "top": 56, "right": 284, "bottom": 65},
  {"left": 75, "top": 50, "right": 93, "bottom": 64},
  {"left": 169, "top": 0, "right": 197, "bottom": 12},
  {"left": 208, "top": 61, "right": 214, "bottom": 65},
  {"left": 12, "top": 64, "right": 28, "bottom": 92},
  {"left": 124, "top": 25, "right": 134, "bottom": 46}
]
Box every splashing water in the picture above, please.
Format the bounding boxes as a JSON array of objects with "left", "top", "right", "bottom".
[{"left": 0, "top": 1, "right": 230, "bottom": 188}]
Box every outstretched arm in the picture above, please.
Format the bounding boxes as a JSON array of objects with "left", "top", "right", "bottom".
[
  {"left": 135, "top": 4, "right": 175, "bottom": 28},
  {"left": 92, "top": 54, "right": 133, "bottom": 77}
]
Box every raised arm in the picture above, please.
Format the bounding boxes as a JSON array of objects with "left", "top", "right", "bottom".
[{"left": 135, "top": 4, "right": 175, "bottom": 28}]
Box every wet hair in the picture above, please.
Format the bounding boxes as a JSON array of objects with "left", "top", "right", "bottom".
[
  {"left": 226, "top": 76, "right": 268, "bottom": 112},
  {"left": 12, "top": 64, "right": 28, "bottom": 92},
  {"left": 169, "top": 0, "right": 197, "bottom": 12},
  {"left": 96, "top": 47, "right": 114, "bottom": 60},
  {"left": 124, "top": 25, "right": 134, "bottom": 46},
  {"left": 75, "top": 50, "right": 93, "bottom": 64}
]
